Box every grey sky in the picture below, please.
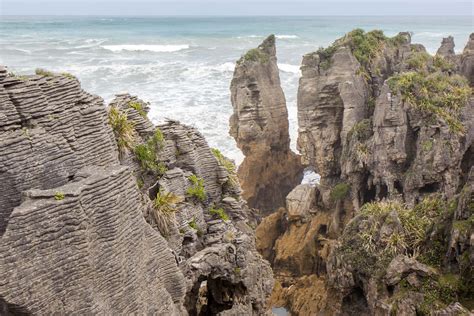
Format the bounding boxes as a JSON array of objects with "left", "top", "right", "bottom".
[{"left": 1, "top": 0, "right": 473, "bottom": 16}]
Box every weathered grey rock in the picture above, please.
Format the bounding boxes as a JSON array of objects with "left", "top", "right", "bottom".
[
  {"left": 461, "top": 33, "right": 474, "bottom": 86},
  {"left": 0, "top": 70, "right": 118, "bottom": 235},
  {"left": 230, "top": 35, "right": 302, "bottom": 213},
  {"left": 385, "top": 255, "right": 435, "bottom": 286},
  {"left": 436, "top": 36, "right": 456, "bottom": 57},
  {"left": 433, "top": 302, "right": 471, "bottom": 316},
  {"left": 0, "top": 165, "right": 186, "bottom": 314},
  {"left": 286, "top": 184, "right": 317, "bottom": 221}
]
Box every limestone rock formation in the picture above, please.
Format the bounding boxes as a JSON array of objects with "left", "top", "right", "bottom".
[
  {"left": 0, "top": 67, "right": 273, "bottom": 315},
  {"left": 230, "top": 35, "right": 302, "bottom": 214},
  {"left": 436, "top": 36, "right": 456, "bottom": 58},
  {"left": 258, "top": 31, "right": 474, "bottom": 315}
]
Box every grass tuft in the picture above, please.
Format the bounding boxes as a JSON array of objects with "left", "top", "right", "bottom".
[
  {"left": 186, "top": 174, "right": 206, "bottom": 202},
  {"left": 108, "top": 106, "right": 137, "bottom": 157},
  {"left": 153, "top": 189, "right": 182, "bottom": 237}
]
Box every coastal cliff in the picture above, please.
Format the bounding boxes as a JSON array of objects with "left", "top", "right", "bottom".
[
  {"left": 254, "top": 31, "right": 473, "bottom": 315},
  {"left": 0, "top": 67, "right": 273, "bottom": 315}
]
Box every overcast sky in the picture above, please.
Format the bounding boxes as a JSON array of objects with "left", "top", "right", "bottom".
[{"left": 1, "top": 0, "right": 472, "bottom": 16}]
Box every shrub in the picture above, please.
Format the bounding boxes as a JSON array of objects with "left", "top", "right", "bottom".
[
  {"left": 422, "top": 140, "right": 433, "bottom": 151},
  {"left": 54, "top": 192, "right": 65, "bottom": 200},
  {"left": 108, "top": 106, "right": 136, "bottom": 157},
  {"left": 330, "top": 183, "right": 351, "bottom": 201},
  {"left": 387, "top": 71, "right": 471, "bottom": 134},
  {"left": 61, "top": 72, "right": 76, "bottom": 79},
  {"left": 153, "top": 189, "right": 182, "bottom": 236},
  {"left": 406, "top": 52, "right": 431, "bottom": 71},
  {"left": 239, "top": 48, "right": 269, "bottom": 64},
  {"left": 211, "top": 148, "right": 238, "bottom": 186},
  {"left": 35, "top": 68, "right": 55, "bottom": 77},
  {"left": 134, "top": 129, "right": 166, "bottom": 173},
  {"left": 186, "top": 174, "right": 206, "bottom": 202},
  {"left": 348, "top": 118, "right": 372, "bottom": 140},
  {"left": 209, "top": 206, "right": 230, "bottom": 221},
  {"left": 128, "top": 101, "right": 147, "bottom": 117}
]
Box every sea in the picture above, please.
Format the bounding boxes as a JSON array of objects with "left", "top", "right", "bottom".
[{"left": 1, "top": 16, "right": 472, "bottom": 164}]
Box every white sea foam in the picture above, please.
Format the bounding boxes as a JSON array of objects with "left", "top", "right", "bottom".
[
  {"left": 278, "top": 63, "right": 300, "bottom": 74},
  {"left": 415, "top": 32, "right": 447, "bottom": 38},
  {"left": 214, "top": 62, "right": 235, "bottom": 72},
  {"left": 101, "top": 44, "right": 190, "bottom": 52},
  {"left": 276, "top": 35, "right": 299, "bottom": 39}
]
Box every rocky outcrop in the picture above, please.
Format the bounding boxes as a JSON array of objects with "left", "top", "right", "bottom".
[
  {"left": 461, "top": 33, "right": 474, "bottom": 86},
  {"left": 230, "top": 35, "right": 302, "bottom": 214},
  {"left": 0, "top": 67, "right": 273, "bottom": 315},
  {"left": 436, "top": 36, "right": 456, "bottom": 58},
  {"left": 258, "top": 31, "right": 474, "bottom": 315}
]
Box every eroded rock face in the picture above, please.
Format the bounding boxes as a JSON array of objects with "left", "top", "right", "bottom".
[
  {"left": 436, "top": 36, "right": 456, "bottom": 57},
  {"left": 0, "top": 166, "right": 186, "bottom": 314},
  {"left": 230, "top": 35, "right": 302, "bottom": 213},
  {"left": 0, "top": 67, "right": 273, "bottom": 315},
  {"left": 259, "top": 31, "right": 474, "bottom": 315},
  {"left": 461, "top": 33, "right": 474, "bottom": 86}
]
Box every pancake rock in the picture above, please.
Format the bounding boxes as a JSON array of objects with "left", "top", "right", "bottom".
[
  {"left": 230, "top": 35, "right": 303, "bottom": 214},
  {"left": 0, "top": 68, "right": 273, "bottom": 315}
]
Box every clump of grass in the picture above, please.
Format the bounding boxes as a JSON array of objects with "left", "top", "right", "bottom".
[
  {"left": 134, "top": 129, "right": 166, "bottom": 173},
  {"left": 211, "top": 148, "right": 238, "bottom": 186},
  {"left": 330, "top": 183, "right": 351, "bottom": 202},
  {"left": 128, "top": 101, "right": 147, "bottom": 117},
  {"left": 188, "top": 217, "right": 203, "bottom": 236},
  {"left": 186, "top": 174, "right": 206, "bottom": 202},
  {"left": 61, "top": 72, "right": 76, "bottom": 79},
  {"left": 54, "top": 192, "right": 65, "bottom": 201},
  {"left": 239, "top": 48, "right": 269, "bottom": 64},
  {"left": 209, "top": 205, "right": 230, "bottom": 221},
  {"left": 406, "top": 52, "right": 431, "bottom": 71},
  {"left": 387, "top": 71, "right": 471, "bottom": 134},
  {"left": 35, "top": 68, "right": 55, "bottom": 77},
  {"left": 153, "top": 189, "right": 182, "bottom": 237},
  {"left": 108, "top": 106, "right": 137, "bottom": 157},
  {"left": 422, "top": 140, "right": 434, "bottom": 151},
  {"left": 348, "top": 118, "right": 372, "bottom": 141}
]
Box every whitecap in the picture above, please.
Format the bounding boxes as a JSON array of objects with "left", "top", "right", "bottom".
[
  {"left": 415, "top": 32, "right": 447, "bottom": 38},
  {"left": 276, "top": 35, "right": 299, "bottom": 39},
  {"left": 278, "top": 63, "right": 301, "bottom": 74},
  {"left": 214, "top": 62, "right": 235, "bottom": 72},
  {"left": 236, "top": 35, "right": 263, "bottom": 39},
  {"left": 101, "top": 44, "right": 190, "bottom": 53}
]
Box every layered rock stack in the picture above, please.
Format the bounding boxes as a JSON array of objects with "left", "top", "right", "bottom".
[
  {"left": 230, "top": 35, "right": 303, "bottom": 214},
  {"left": 256, "top": 31, "right": 474, "bottom": 315},
  {"left": 0, "top": 68, "right": 273, "bottom": 314}
]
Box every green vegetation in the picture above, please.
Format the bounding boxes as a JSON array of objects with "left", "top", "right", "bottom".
[
  {"left": 339, "top": 197, "right": 446, "bottom": 277},
  {"left": 61, "top": 72, "right": 76, "bottom": 79},
  {"left": 134, "top": 129, "right": 166, "bottom": 173},
  {"left": 152, "top": 189, "right": 182, "bottom": 237},
  {"left": 186, "top": 174, "right": 206, "bottom": 202},
  {"left": 387, "top": 55, "right": 471, "bottom": 134},
  {"left": 128, "top": 101, "right": 147, "bottom": 117},
  {"left": 108, "top": 106, "right": 136, "bottom": 157},
  {"left": 330, "top": 183, "right": 351, "bottom": 202},
  {"left": 209, "top": 205, "right": 230, "bottom": 221},
  {"left": 35, "top": 68, "right": 55, "bottom": 77},
  {"left": 422, "top": 140, "right": 434, "bottom": 151},
  {"left": 348, "top": 118, "right": 372, "bottom": 141},
  {"left": 239, "top": 48, "right": 269, "bottom": 64},
  {"left": 211, "top": 148, "right": 238, "bottom": 186},
  {"left": 188, "top": 217, "right": 198, "bottom": 230},
  {"left": 54, "top": 192, "right": 65, "bottom": 201},
  {"left": 316, "top": 29, "right": 406, "bottom": 73}
]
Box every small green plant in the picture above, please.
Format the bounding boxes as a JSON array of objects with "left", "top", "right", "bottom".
[
  {"left": 330, "top": 183, "right": 350, "bottom": 201},
  {"left": 348, "top": 119, "right": 372, "bottom": 140},
  {"left": 61, "top": 72, "right": 76, "bottom": 79},
  {"left": 234, "top": 267, "right": 241, "bottom": 275},
  {"left": 406, "top": 52, "right": 431, "bottom": 71},
  {"left": 186, "top": 174, "right": 206, "bottom": 202},
  {"left": 211, "top": 148, "right": 238, "bottom": 186},
  {"left": 210, "top": 206, "right": 230, "bottom": 221},
  {"left": 387, "top": 69, "right": 471, "bottom": 134},
  {"left": 239, "top": 48, "right": 269, "bottom": 64},
  {"left": 134, "top": 129, "right": 166, "bottom": 173},
  {"left": 108, "top": 106, "right": 136, "bottom": 157},
  {"left": 54, "top": 192, "right": 65, "bottom": 201},
  {"left": 128, "top": 101, "right": 147, "bottom": 117},
  {"left": 422, "top": 140, "right": 434, "bottom": 151},
  {"left": 136, "top": 178, "right": 144, "bottom": 189},
  {"left": 189, "top": 217, "right": 198, "bottom": 230},
  {"left": 153, "top": 189, "right": 182, "bottom": 236},
  {"left": 35, "top": 68, "right": 55, "bottom": 77}
]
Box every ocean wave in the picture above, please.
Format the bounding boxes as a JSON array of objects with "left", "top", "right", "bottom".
[
  {"left": 278, "top": 63, "right": 300, "bottom": 74},
  {"left": 414, "top": 32, "right": 447, "bottom": 38},
  {"left": 276, "top": 35, "right": 299, "bottom": 39},
  {"left": 213, "top": 62, "right": 235, "bottom": 72},
  {"left": 101, "top": 44, "right": 190, "bottom": 52}
]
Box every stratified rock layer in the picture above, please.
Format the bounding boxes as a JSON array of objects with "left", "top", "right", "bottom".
[
  {"left": 0, "top": 68, "right": 273, "bottom": 315},
  {"left": 230, "top": 35, "right": 302, "bottom": 214}
]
